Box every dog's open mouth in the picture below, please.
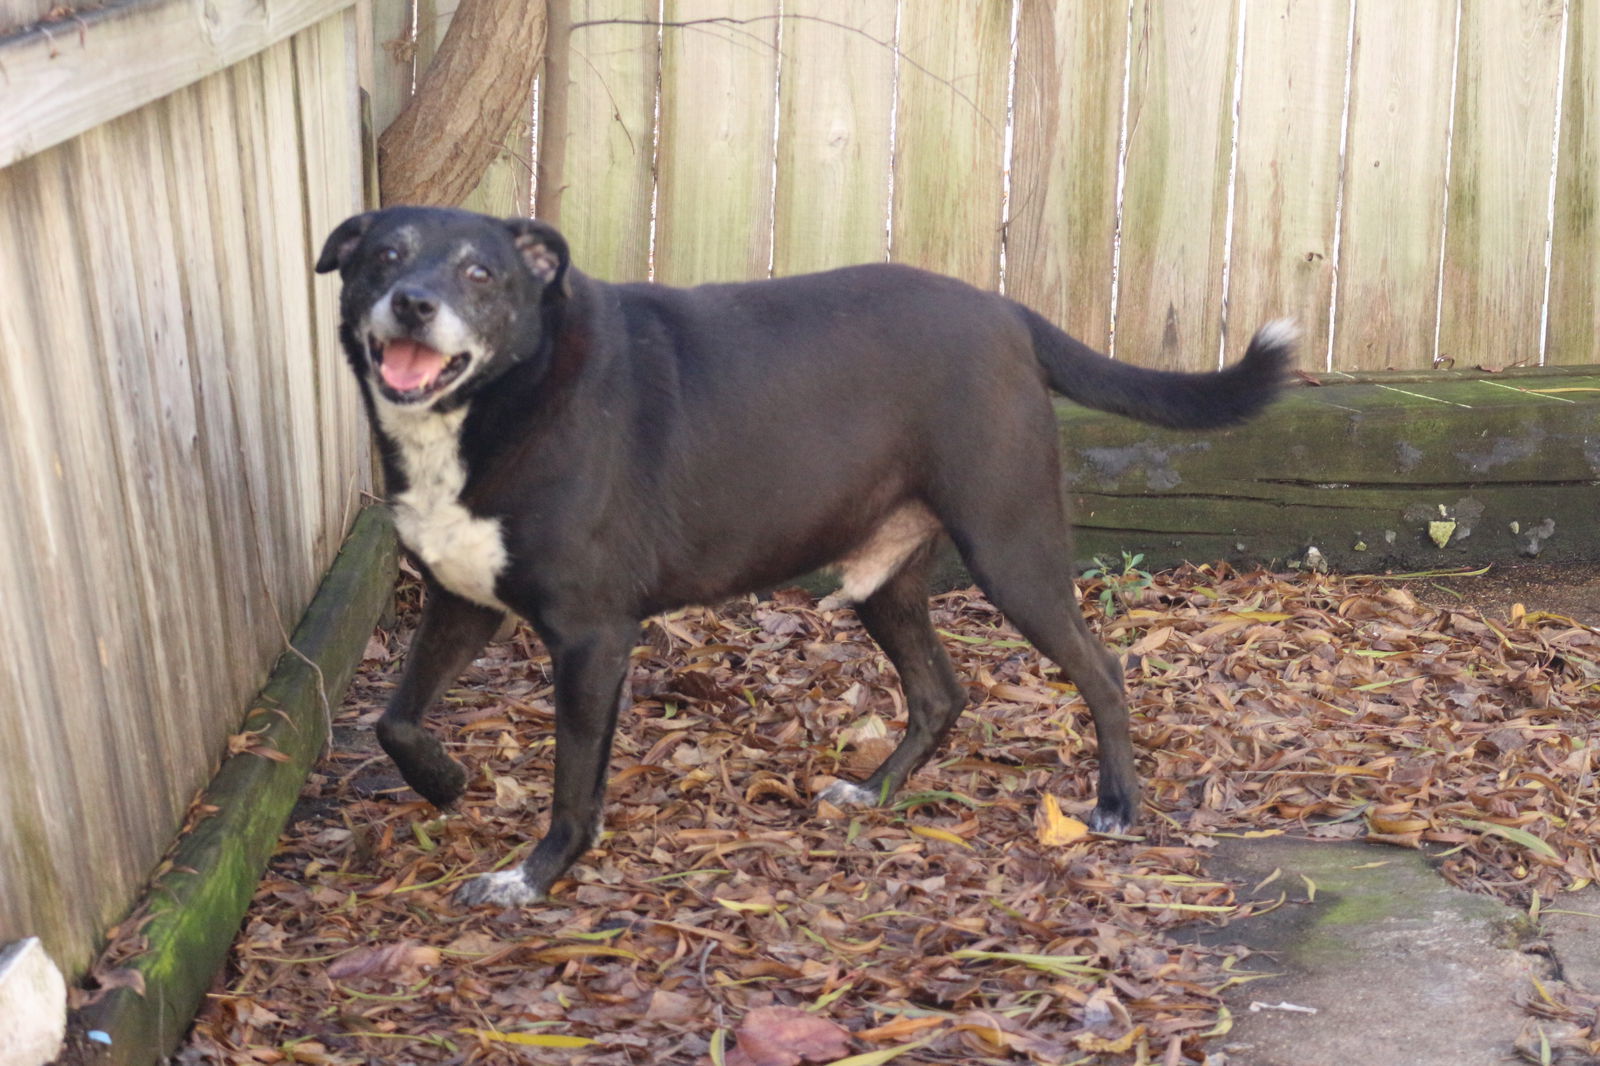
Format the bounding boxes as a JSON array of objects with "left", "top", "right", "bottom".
[{"left": 370, "top": 336, "right": 471, "bottom": 402}]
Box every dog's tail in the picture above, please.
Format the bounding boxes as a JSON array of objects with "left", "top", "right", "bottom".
[{"left": 1021, "top": 307, "right": 1296, "bottom": 429}]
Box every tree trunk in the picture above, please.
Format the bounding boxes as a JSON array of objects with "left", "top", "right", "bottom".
[{"left": 377, "top": 0, "right": 549, "bottom": 207}]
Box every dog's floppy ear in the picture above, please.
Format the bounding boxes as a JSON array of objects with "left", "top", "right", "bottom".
[
  {"left": 505, "top": 218, "right": 571, "bottom": 296},
  {"left": 315, "top": 212, "right": 378, "bottom": 274}
]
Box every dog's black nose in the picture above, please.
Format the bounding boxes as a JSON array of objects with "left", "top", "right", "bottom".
[{"left": 391, "top": 286, "right": 438, "bottom": 327}]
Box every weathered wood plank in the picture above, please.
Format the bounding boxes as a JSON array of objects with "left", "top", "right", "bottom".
[
  {"left": 1115, "top": 0, "right": 1239, "bottom": 370},
  {"left": 1007, "top": 0, "right": 1125, "bottom": 349},
  {"left": 365, "top": 0, "right": 416, "bottom": 136},
  {"left": 546, "top": 0, "right": 658, "bottom": 280},
  {"left": 1331, "top": 0, "right": 1456, "bottom": 371},
  {"left": 69, "top": 508, "right": 398, "bottom": 1066},
  {"left": 0, "top": 0, "right": 52, "bottom": 34},
  {"left": 771, "top": 0, "right": 895, "bottom": 276},
  {"left": 655, "top": 0, "right": 779, "bottom": 284},
  {"left": 889, "top": 0, "right": 1010, "bottom": 289},
  {"left": 1438, "top": 0, "right": 1565, "bottom": 368},
  {"left": 64, "top": 116, "right": 215, "bottom": 883},
  {"left": 0, "top": 0, "right": 358, "bottom": 167},
  {"left": 156, "top": 80, "right": 272, "bottom": 712},
  {"left": 1060, "top": 374, "right": 1600, "bottom": 571},
  {"left": 0, "top": 153, "right": 142, "bottom": 972},
  {"left": 1226, "top": 0, "right": 1348, "bottom": 369},
  {"left": 260, "top": 38, "right": 329, "bottom": 605},
  {"left": 295, "top": 10, "right": 370, "bottom": 557},
  {"left": 1547, "top": 1, "right": 1600, "bottom": 366}
]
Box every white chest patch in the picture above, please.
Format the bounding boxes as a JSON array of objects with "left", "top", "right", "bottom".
[{"left": 375, "top": 401, "right": 509, "bottom": 612}]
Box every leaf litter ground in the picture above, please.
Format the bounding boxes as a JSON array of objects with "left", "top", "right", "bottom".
[{"left": 178, "top": 563, "right": 1600, "bottom": 1065}]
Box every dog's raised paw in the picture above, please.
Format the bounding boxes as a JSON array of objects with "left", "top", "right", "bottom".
[
  {"left": 817, "top": 779, "right": 880, "bottom": 809},
  {"left": 454, "top": 868, "right": 544, "bottom": 909}
]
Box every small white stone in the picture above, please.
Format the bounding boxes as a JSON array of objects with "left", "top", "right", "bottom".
[{"left": 0, "top": 938, "right": 67, "bottom": 1065}]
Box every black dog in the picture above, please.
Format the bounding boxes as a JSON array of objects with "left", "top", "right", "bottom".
[{"left": 315, "top": 206, "right": 1293, "bottom": 907}]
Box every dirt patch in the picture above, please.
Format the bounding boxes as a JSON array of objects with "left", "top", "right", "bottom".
[{"left": 1400, "top": 560, "right": 1600, "bottom": 623}]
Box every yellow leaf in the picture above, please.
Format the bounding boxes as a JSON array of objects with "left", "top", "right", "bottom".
[
  {"left": 528, "top": 944, "right": 638, "bottom": 963},
  {"left": 1228, "top": 611, "right": 1292, "bottom": 622},
  {"left": 715, "top": 897, "right": 778, "bottom": 915},
  {"left": 820, "top": 1039, "right": 932, "bottom": 1066},
  {"left": 1036, "top": 794, "right": 1089, "bottom": 846},
  {"left": 458, "top": 1028, "right": 595, "bottom": 1047},
  {"left": 910, "top": 824, "right": 973, "bottom": 849},
  {"left": 1074, "top": 1024, "right": 1146, "bottom": 1053}
]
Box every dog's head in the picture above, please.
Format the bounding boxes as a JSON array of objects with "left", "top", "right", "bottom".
[{"left": 315, "top": 207, "right": 570, "bottom": 410}]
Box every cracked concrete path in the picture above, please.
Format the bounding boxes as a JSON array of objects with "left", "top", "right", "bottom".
[{"left": 1185, "top": 837, "right": 1600, "bottom": 1066}]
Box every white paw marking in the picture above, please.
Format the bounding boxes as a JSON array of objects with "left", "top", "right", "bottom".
[
  {"left": 456, "top": 868, "right": 543, "bottom": 908},
  {"left": 818, "top": 780, "right": 879, "bottom": 809}
]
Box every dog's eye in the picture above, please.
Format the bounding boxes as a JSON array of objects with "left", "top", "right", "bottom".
[
  {"left": 378, "top": 247, "right": 402, "bottom": 264},
  {"left": 464, "top": 263, "right": 492, "bottom": 284}
]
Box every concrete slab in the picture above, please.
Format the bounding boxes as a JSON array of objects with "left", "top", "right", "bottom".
[
  {"left": 1189, "top": 837, "right": 1545, "bottom": 1066},
  {"left": 1542, "top": 887, "right": 1600, "bottom": 995}
]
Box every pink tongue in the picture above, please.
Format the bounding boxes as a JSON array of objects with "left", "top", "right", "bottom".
[{"left": 381, "top": 339, "right": 447, "bottom": 392}]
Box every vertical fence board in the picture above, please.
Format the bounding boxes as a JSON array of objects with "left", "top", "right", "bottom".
[
  {"left": 296, "top": 11, "right": 369, "bottom": 557},
  {"left": 199, "top": 65, "right": 295, "bottom": 654},
  {"left": 67, "top": 120, "right": 213, "bottom": 842},
  {"left": 1115, "top": 0, "right": 1239, "bottom": 369},
  {"left": 1439, "top": 0, "right": 1564, "bottom": 367},
  {"left": 1332, "top": 0, "right": 1455, "bottom": 370},
  {"left": 1226, "top": 0, "right": 1348, "bottom": 367},
  {"left": 890, "top": 0, "right": 1010, "bottom": 288},
  {"left": 1007, "top": 1, "right": 1126, "bottom": 349},
  {"left": 771, "top": 0, "right": 896, "bottom": 276},
  {"left": 262, "top": 40, "right": 327, "bottom": 606},
  {"left": 0, "top": 160, "right": 150, "bottom": 962},
  {"left": 1547, "top": 0, "right": 1599, "bottom": 365},
  {"left": 157, "top": 82, "right": 270, "bottom": 712},
  {"left": 655, "top": 0, "right": 779, "bottom": 284},
  {"left": 367, "top": 0, "right": 416, "bottom": 136},
  {"left": 549, "top": 0, "right": 658, "bottom": 281}
]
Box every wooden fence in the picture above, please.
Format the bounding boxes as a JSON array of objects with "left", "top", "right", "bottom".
[
  {"left": 540, "top": 0, "right": 1597, "bottom": 372},
  {"left": 0, "top": 0, "right": 372, "bottom": 972}
]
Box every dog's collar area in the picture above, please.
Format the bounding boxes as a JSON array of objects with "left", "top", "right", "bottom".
[{"left": 368, "top": 333, "right": 471, "bottom": 405}]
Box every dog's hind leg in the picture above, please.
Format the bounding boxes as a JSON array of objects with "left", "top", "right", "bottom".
[
  {"left": 376, "top": 581, "right": 505, "bottom": 809},
  {"left": 948, "top": 515, "right": 1139, "bottom": 833},
  {"left": 456, "top": 619, "right": 637, "bottom": 908},
  {"left": 819, "top": 546, "right": 969, "bottom": 809}
]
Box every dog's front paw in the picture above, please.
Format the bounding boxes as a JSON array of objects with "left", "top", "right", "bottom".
[
  {"left": 817, "top": 779, "right": 881, "bottom": 809},
  {"left": 1086, "top": 800, "right": 1137, "bottom": 836},
  {"left": 455, "top": 868, "right": 544, "bottom": 909}
]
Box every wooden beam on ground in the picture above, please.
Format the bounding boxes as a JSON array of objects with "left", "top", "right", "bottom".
[
  {"left": 65, "top": 508, "right": 397, "bottom": 1066},
  {"left": 1062, "top": 367, "right": 1600, "bottom": 572},
  {"left": 0, "top": 0, "right": 357, "bottom": 168}
]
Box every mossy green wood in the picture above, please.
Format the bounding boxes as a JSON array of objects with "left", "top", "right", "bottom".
[
  {"left": 1060, "top": 372, "right": 1600, "bottom": 571},
  {"left": 71, "top": 508, "right": 397, "bottom": 1065}
]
